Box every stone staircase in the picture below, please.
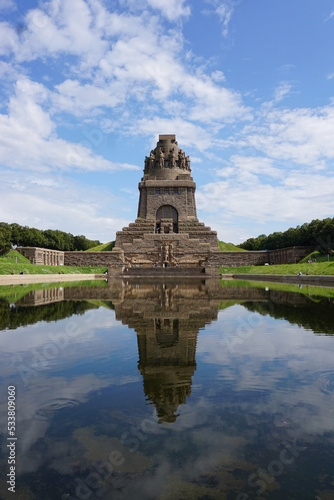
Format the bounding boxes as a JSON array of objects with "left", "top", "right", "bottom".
[
  {"left": 178, "top": 221, "right": 219, "bottom": 244},
  {"left": 115, "top": 220, "right": 156, "bottom": 247}
]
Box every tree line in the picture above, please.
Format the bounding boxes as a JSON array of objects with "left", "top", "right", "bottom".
[
  {"left": 0, "top": 300, "right": 98, "bottom": 331},
  {"left": 240, "top": 217, "right": 334, "bottom": 252},
  {"left": 244, "top": 299, "right": 334, "bottom": 336},
  {"left": 0, "top": 222, "right": 101, "bottom": 251}
]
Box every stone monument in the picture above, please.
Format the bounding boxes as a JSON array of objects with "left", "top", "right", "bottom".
[{"left": 109, "top": 134, "right": 223, "bottom": 275}]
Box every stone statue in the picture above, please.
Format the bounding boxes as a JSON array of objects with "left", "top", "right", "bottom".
[
  {"left": 163, "top": 243, "right": 169, "bottom": 262},
  {"left": 179, "top": 150, "right": 185, "bottom": 169},
  {"left": 169, "top": 149, "right": 176, "bottom": 168},
  {"left": 149, "top": 151, "right": 155, "bottom": 168},
  {"left": 185, "top": 156, "right": 191, "bottom": 171},
  {"left": 158, "top": 148, "right": 165, "bottom": 168},
  {"left": 144, "top": 156, "right": 149, "bottom": 170}
]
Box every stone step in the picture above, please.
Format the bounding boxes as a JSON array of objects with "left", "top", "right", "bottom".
[
  {"left": 179, "top": 222, "right": 205, "bottom": 227},
  {"left": 122, "top": 227, "right": 155, "bottom": 232},
  {"left": 122, "top": 267, "right": 206, "bottom": 277},
  {"left": 129, "top": 222, "right": 155, "bottom": 227},
  {"left": 179, "top": 225, "right": 212, "bottom": 231}
]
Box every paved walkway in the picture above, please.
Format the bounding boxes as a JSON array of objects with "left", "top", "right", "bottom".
[{"left": 0, "top": 274, "right": 105, "bottom": 285}]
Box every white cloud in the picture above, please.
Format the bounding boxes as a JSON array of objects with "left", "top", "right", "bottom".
[
  {"left": 324, "top": 10, "right": 334, "bottom": 22},
  {"left": 273, "top": 82, "right": 293, "bottom": 103},
  {"left": 0, "top": 78, "right": 139, "bottom": 172},
  {"left": 215, "top": 2, "right": 234, "bottom": 37},
  {"left": 236, "top": 103, "right": 334, "bottom": 167},
  {"left": 0, "top": 180, "right": 131, "bottom": 241},
  {"left": 0, "top": 21, "right": 19, "bottom": 55},
  {"left": 205, "top": 0, "right": 235, "bottom": 37},
  {"left": 197, "top": 172, "right": 334, "bottom": 224},
  {"left": 0, "top": 1, "right": 249, "bottom": 127},
  {"left": 121, "top": 0, "right": 190, "bottom": 21},
  {"left": 129, "top": 116, "right": 215, "bottom": 152},
  {"left": 145, "top": 0, "right": 190, "bottom": 21},
  {"left": 185, "top": 74, "right": 251, "bottom": 123},
  {"left": 53, "top": 79, "right": 121, "bottom": 115},
  {"left": 0, "top": 0, "right": 108, "bottom": 68},
  {"left": 0, "top": 60, "right": 21, "bottom": 81},
  {"left": 213, "top": 155, "right": 282, "bottom": 192},
  {"left": 211, "top": 70, "right": 226, "bottom": 83}
]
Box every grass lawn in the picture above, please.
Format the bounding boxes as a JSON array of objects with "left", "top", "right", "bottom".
[
  {"left": 218, "top": 241, "right": 245, "bottom": 251},
  {"left": 85, "top": 241, "right": 115, "bottom": 251},
  {"left": 221, "top": 249, "right": 334, "bottom": 276},
  {"left": 221, "top": 261, "right": 334, "bottom": 276},
  {"left": 0, "top": 250, "right": 107, "bottom": 275}
]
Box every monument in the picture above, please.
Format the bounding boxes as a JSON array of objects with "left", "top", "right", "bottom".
[
  {"left": 16, "top": 134, "right": 312, "bottom": 270},
  {"left": 109, "top": 135, "right": 223, "bottom": 275}
]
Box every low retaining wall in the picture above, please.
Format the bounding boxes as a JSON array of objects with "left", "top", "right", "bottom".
[
  {"left": 268, "top": 246, "right": 314, "bottom": 264},
  {"left": 64, "top": 252, "right": 113, "bottom": 267},
  {"left": 15, "top": 245, "right": 313, "bottom": 268},
  {"left": 212, "top": 250, "right": 268, "bottom": 267}
]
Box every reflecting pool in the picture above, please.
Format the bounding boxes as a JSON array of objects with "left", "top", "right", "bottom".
[{"left": 0, "top": 278, "right": 334, "bottom": 499}]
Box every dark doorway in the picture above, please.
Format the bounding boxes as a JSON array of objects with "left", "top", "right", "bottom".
[{"left": 156, "top": 205, "right": 178, "bottom": 233}]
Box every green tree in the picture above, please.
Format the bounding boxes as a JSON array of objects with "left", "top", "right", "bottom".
[
  {"left": 0, "top": 223, "right": 12, "bottom": 250},
  {"left": 240, "top": 217, "right": 334, "bottom": 251},
  {"left": 74, "top": 235, "right": 91, "bottom": 251}
]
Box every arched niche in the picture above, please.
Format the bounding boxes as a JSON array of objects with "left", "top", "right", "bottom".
[{"left": 156, "top": 205, "right": 178, "bottom": 234}]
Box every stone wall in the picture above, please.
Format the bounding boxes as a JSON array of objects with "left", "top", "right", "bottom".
[
  {"left": 16, "top": 245, "right": 313, "bottom": 270},
  {"left": 207, "top": 246, "right": 312, "bottom": 269},
  {"left": 268, "top": 246, "right": 313, "bottom": 264},
  {"left": 64, "top": 251, "right": 113, "bottom": 267},
  {"left": 138, "top": 181, "right": 197, "bottom": 221},
  {"left": 17, "top": 247, "right": 64, "bottom": 265},
  {"left": 209, "top": 250, "right": 269, "bottom": 268}
]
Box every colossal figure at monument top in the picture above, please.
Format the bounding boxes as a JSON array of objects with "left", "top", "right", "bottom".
[
  {"left": 109, "top": 134, "right": 223, "bottom": 274},
  {"left": 138, "top": 134, "right": 197, "bottom": 226}
]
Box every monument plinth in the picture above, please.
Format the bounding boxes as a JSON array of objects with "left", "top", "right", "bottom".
[{"left": 109, "top": 135, "right": 222, "bottom": 275}]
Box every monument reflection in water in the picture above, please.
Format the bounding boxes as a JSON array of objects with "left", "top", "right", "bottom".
[
  {"left": 0, "top": 279, "right": 334, "bottom": 499},
  {"left": 113, "top": 279, "right": 220, "bottom": 424}
]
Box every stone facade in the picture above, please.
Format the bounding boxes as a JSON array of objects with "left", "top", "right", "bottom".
[
  {"left": 16, "top": 247, "right": 64, "bottom": 265},
  {"left": 17, "top": 244, "right": 312, "bottom": 271},
  {"left": 111, "top": 134, "right": 222, "bottom": 274},
  {"left": 268, "top": 246, "right": 313, "bottom": 265},
  {"left": 109, "top": 135, "right": 312, "bottom": 275},
  {"left": 207, "top": 246, "right": 313, "bottom": 269},
  {"left": 64, "top": 251, "right": 115, "bottom": 267}
]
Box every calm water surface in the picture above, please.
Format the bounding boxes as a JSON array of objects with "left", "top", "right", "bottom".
[{"left": 0, "top": 278, "right": 334, "bottom": 500}]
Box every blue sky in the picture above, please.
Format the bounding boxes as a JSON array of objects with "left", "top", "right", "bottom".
[{"left": 0, "top": 0, "right": 334, "bottom": 244}]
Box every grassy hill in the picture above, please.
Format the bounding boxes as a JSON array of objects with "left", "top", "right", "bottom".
[
  {"left": 300, "top": 250, "right": 334, "bottom": 263},
  {"left": 218, "top": 241, "right": 245, "bottom": 251},
  {"left": 1, "top": 249, "right": 31, "bottom": 264},
  {"left": 221, "top": 261, "right": 334, "bottom": 276},
  {"left": 85, "top": 241, "right": 115, "bottom": 251}
]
